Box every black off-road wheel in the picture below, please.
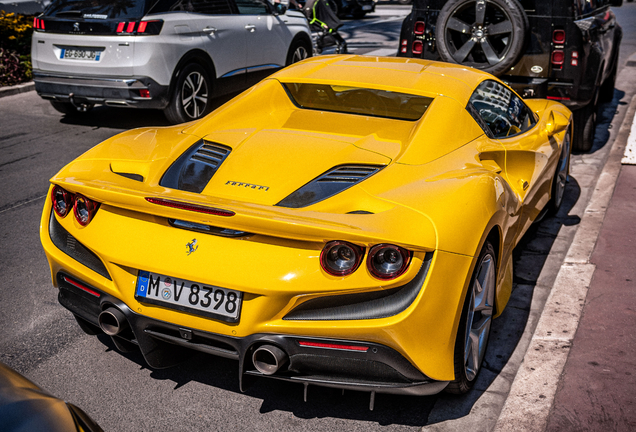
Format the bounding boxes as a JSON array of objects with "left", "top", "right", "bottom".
[
  {"left": 446, "top": 240, "right": 496, "bottom": 394},
  {"left": 599, "top": 57, "right": 618, "bottom": 103},
  {"left": 572, "top": 103, "right": 597, "bottom": 153},
  {"left": 435, "top": 0, "right": 528, "bottom": 76},
  {"left": 286, "top": 38, "right": 312, "bottom": 66},
  {"left": 164, "top": 63, "right": 212, "bottom": 124}
]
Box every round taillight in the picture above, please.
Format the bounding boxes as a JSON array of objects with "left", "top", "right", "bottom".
[
  {"left": 320, "top": 241, "right": 363, "bottom": 276},
  {"left": 367, "top": 244, "right": 410, "bottom": 280},
  {"left": 73, "top": 194, "right": 99, "bottom": 226},
  {"left": 52, "top": 185, "right": 73, "bottom": 218}
]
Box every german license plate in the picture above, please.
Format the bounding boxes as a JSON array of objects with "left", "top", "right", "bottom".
[
  {"left": 61, "top": 48, "right": 101, "bottom": 61},
  {"left": 362, "top": 5, "right": 372, "bottom": 10},
  {"left": 135, "top": 271, "right": 242, "bottom": 322}
]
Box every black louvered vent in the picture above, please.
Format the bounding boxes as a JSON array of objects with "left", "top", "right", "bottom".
[
  {"left": 277, "top": 164, "right": 383, "bottom": 208},
  {"left": 317, "top": 166, "right": 380, "bottom": 183},
  {"left": 191, "top": 143, "right": 230, "bottom": 168},
  {"left": 160, "top": 140, "right": 231, "bottom": 193}
]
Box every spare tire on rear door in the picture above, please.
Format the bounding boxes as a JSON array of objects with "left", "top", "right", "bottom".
[{"left": 435, "top": 0, "right": 528, "bottom": 76}]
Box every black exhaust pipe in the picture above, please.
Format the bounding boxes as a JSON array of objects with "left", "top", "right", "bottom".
[
  {"left": 252, "top": 345, "right": 288, "bottom": 375},
  {"left": 98, "top": 307, "right": 129, "bottom": 336}
]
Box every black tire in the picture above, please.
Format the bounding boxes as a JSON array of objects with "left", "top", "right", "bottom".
[
  {"left": 50, "top": 100, "right": 93, "bottom": 115},
  {"left": 599, "top": 57, "right": 618, "bottom": 103},
  {"left": 286, "top": 38, "right": 312, "bottom": 66},
  {"left": 352, "top": 11, "right": 366, "bottom": 19},
  {"left": 572, "top": 102, "right": 596, "bottom": 152},
  {"left": 548, "top": 127, "right": 571, "bottom": 215},
  {"left": 164, "top": 63, "right": 212, "bottom": 124},
  {"left": 435, "top": 0, "right": 528, "bottom": 76},
  {"left": 446, "top": 240, "right": 496, "bottom": 394}
]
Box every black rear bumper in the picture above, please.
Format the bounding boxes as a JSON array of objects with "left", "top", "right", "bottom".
[{"left": 57, "top": 272, "right": 449, "bottom": 396}]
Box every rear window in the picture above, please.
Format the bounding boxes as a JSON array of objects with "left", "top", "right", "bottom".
[
  {"left": 283, "top": 83, "right": 433, "bottom": 121},
  {"left": 44, "top": 0, "right": 152, "bottom": 19}
]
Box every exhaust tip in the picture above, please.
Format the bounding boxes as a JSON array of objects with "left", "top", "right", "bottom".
[
  {"left": 98, "top": 307, "right": 128, "bottom": 336},
  {"left": 252, "top": 345, "right": 288, "bottom": 375}
]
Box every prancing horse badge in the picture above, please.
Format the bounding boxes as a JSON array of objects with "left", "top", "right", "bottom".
[{"left": 186, "top": 239, "right": 198, "bottom": 255}]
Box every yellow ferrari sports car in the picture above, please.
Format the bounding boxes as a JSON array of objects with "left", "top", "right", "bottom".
[{"left": 40, "top": 55, "right": 571, "bottom": 400}]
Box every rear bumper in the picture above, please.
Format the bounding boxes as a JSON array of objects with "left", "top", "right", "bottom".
[
  {"left": 57, "top": 272, "right": 449, "bottom": 396},
  {"left": 33, "top": 71, "right": 170, "bottom": 109}
]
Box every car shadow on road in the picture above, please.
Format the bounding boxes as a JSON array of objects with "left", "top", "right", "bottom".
[{"left": 56, "top": 94, "right": 239, "bottom": 130}]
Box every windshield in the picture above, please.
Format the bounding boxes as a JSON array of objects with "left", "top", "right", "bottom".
[
  {"left": 44, "top": 0, "right": 152, "bottom": 19},
  {"left": 283, "top": 83, "right": 433, "bottom": 121}
]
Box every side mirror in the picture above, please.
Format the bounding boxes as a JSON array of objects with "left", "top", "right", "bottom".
[
  {"left": 275, "top": 3, "right": 287, "bottom": 15},
  {"left": 545, "top": 110, "right": 569, "bottom": 136}
]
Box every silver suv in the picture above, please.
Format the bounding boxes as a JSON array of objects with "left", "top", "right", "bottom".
[{"left": 31, "top": 0, "right": 312, "bottom": 123}]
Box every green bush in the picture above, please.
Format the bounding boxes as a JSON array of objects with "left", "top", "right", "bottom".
[{"left": 0, "top": 11, "right": 34, "bottom": 86}]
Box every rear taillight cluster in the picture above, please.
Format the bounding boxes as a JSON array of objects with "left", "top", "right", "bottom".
[
  {"left": 320, "top": 241, "right": 412, "bottom": 280},
  {"left": 116, "top": 20, "right": 163, "bottom": 35},
  {"left": 401, "top": 20, "right": 426, "bottom": 55},
  {"left": 33, "top": 17, "right": 45, "bottom": 30},
  {"left": 51, "top": 185, "right": 100, "bottom": 227},
  {"left": 551, "top": 29, "right": 578, "bottom": 70}
]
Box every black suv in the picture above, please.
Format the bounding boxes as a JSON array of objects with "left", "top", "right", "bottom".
[{"left": 397, "top": 0, "right": 623, "bottom": 151}]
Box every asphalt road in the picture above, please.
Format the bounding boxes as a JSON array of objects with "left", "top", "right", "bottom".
[{"left": 1, "top": 4, "right": 635, "bottom": 431}]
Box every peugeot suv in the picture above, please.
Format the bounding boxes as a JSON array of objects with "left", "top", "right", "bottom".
[
  {"left": 31, "top": 0, "right": 312, "bottom": 123},
  {"left": 397, "top": 0, "right": 623, "bottom": 151}
]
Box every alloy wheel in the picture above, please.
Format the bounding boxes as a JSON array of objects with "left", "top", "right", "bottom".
[
  {"left": 292, "top": 45, "right": 309, "bottom": 63},
  {"left": 445, "top": 0, "right": 515, "bottom": 67},
  {"left": 181, "top": 71, "right": 208, "bottom": 119},
  {"left": 553, "top": 132, "right": 571, "bottom": 210},
  {"left": 463, "top": 252, "right": 495, "bottom": 381}
]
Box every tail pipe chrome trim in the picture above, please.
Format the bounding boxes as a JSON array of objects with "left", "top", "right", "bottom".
[
  {"left": 98, "top": 307, "right": 129, "bottom": 336},
  {"left": 252, "top": 345, "right": 288, "bottom": 375}
]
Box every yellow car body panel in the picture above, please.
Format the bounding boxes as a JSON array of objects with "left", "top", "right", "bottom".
[{"left": 40, "top": 55, "right": 572, "bottom": 390}]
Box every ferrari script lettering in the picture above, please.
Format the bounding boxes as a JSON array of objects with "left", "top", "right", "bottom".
[{"left": 225, "top": 180, "right": 269, "bottom": 191}]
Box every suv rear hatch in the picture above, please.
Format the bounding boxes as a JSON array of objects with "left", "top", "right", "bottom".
[{"left": 33, "top": 0, "right": 159, "bottom": 76}]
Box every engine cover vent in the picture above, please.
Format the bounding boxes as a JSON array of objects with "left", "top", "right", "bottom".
[
  {"left": 277, "top": 164, "right": 384, "bottom": 208},
  {"left": 160, "top": 140, "right": 231, "bottom": 193}
]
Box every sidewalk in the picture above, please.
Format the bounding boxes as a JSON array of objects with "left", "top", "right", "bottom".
[
  {"left": 545, "top": 157, "right": 636, "bottom": 431},
  {"left": 496, "top": 95, "right": 636, "bottom": 431}
]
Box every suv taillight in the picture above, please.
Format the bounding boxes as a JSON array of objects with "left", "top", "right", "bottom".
[
  {"left": 551, "top": 29, "right": 565, "bottom": 70},
  {"left": 116, "top": 20, "right": 163, "bottom": 35},
  {"left": 414, "top": 21, "right": 425, "bottom": 35},
  {"left": 552, "top": 29, "right": 566, "bottom": 44},
  {"left": 551, "top": 51, "right": 565, "bottom": 69},
  {"left": 412, "top": 40, "right": 423, "bottom": 55},
  {"left": 33, "top": 17, "right": 45, "bottom": 31}
]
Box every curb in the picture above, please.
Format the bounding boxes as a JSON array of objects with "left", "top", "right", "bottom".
[
  {"left": 0, "top": 81, "right": 35, "bottom": 99},
  {"left": 494, "top": 93, "right": 636, "bottom": 431}
]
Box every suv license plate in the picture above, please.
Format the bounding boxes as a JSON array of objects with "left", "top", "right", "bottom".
[
  {"left": 61, "top": 48, "right": 101, "bottom": 61},
  {"left": 135, "top": 271, "right": 242, "bottom": 322}
]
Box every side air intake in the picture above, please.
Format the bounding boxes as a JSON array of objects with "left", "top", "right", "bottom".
[
  {"left": 160, "top": 140, "right": 231, "bottom": 193},
  {"left": 276, "top": 165, "right": 384, "bottom": 208}
]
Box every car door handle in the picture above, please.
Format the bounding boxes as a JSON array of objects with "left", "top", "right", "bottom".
[
  {"left": 202, "top": 27, "right": 217, "bottom": 34},
  {"left": 245, "top": 24, "right": 256, "bottom": 32}
]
